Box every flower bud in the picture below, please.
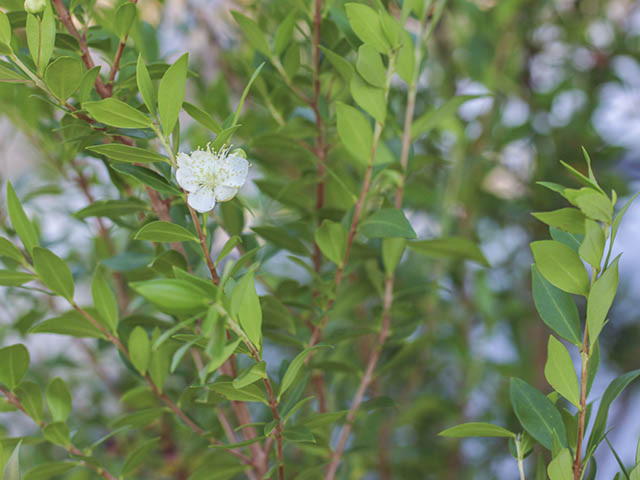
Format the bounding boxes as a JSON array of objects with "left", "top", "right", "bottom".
[
  {"left": 231, "top": 148, "right": 247, "bottom": 159},
  {"left": 24, "top": 0, "right": 47, "bottom": 14}
]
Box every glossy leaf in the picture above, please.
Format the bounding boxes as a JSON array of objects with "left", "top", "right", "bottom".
[
  {"left": 158, "top": 53, "right": 188, "bottom": 135},
  {"left": 230, "top": 271, "right": 262, "bottom": 348},
  {"left": 544, "top": 336, "right": 580, "bottom": 408},
  {"left": 86, "top": 144, "right": 167, "bottom": 164},
  {"left": 134, "top": 221, "right": 198, "bottom": 243},
  {"left": 129, "top": 327, "right": 151, "bottom": 375},
  {"left": 44, "top": 57, "right": 83, "bottom": 101},
  {"left": 83, "top": 98, "right": 152, "bottom": 129}
]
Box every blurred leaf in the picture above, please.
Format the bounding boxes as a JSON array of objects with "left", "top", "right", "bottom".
[
  {"left": 586, "top": 256, "right": 620, "bottom": 344},
  {"left": 6, "top": 182, "right": 39, "bottom": 255},
  {"left": 336, "top": 101, "right": 372, "bottom": 165},
  {"left": 32, "top": 247, "right": 74, "bottom": 300},
  {"left": 360, "top": 208, "right": 416, "bottom": 239},
  {"left": 45, "top": 378, "right": 72, "bottom": 423},
  {"left": 121, "top": 437, "right": 160, "bottom": 475},
  {"left": 230, "top": 271, "right": 262, "bottom": 348},
  {"left": 158, "top": 53, "right": 188, "bottom": 135},
  {"left": 0, "top": 271, "right": 35, "bottom": 287},
  {"left": 86, "top": 144, "right": 167, "bottom": 164},
  {"left": 439, "top": 422, "right": 516, "bottom": 438},
  {"left": 134, "top": 221, "right": 198, "bottom": 243},
  {"left": 532, "top": 208, "right": 586, "bottom": 234},
  {"left": 232, "top": 361, "right": 266, "bottom": 389},
  {"left": 409, "top": 236, "right": 488, "bottom": 266},
  {"left": 44, "top": 57, "right": 83, "bottom": 101}
]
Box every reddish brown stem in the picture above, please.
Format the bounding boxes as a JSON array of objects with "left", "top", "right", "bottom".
[
  {"left": 574, "top": 327, "right": 590, "bottom": 479},
  {"left": 187, "top": 204, "right": 220, "bottom": 284}
]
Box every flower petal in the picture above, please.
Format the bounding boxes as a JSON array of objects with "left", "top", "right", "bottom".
[
  {"left": 176, "top": 166, "right": 199, "bottom": 192},
  {"left": 187, "top": 187, "right": 216, "bottom": 213},
  {"left": 215, "top": 152, "right": 249, "bottom": 188},
  {"left": 214, "top": 184, "right": 238, "bottom": 202},
  {"left": 190, "top": 149, "right": 215, "bottom": 179},
  {"left": 177, "top": 152, "right": 193, "bottom": 169}
]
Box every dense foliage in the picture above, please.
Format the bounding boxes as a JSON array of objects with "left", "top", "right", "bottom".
[{"left": 0, "top": 0, "right": 639, "bottom": 479}]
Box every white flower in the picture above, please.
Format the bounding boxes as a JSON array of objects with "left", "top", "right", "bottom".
[
  {"left": 176, "top": 145, "right": 249, "bottom": 213},
  {"left": 24, "top": 0, "right": 47, "bottom": 14}
]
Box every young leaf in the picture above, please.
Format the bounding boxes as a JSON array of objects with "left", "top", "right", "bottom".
[
  {"left": 44, "top": 57, "right": 83, "bottom": 101},
  {"left": 411, "top": 95, "right": 485, "bottom": 139},
  {"left": 230, "top": 62, "right": 264, "bottom": 127},
  {"left": 129, "top": 327, "right": 151, "bottom": 375},
  {"left": 569, "top": 188, "right": 612, "bottom": 224},
  {"left": 586, "top": 256, "right": 620, "bottom": 345},
  {"left": 356, "top": 44, "right": 386, "bottom": 88},
  {"left": 214, "top": 236, "right": 241, "bottom": 267},
  {"left": 134, "top": 221, "right": 198, "bottom": 243},
  {"left": 350, "top": 73, "right": 386, "bottom": 124},
  {"left": 83, "top": 98, "right": 152, "bottom": 129},
  {"left": 345, "top": 3, "right": 391, "bottom": 54},
  {"left": 15, "top": 381, "right": 42, "bottom": 423},
  {"left": 336, "top": 101, "right": 373, "bottom": 165},
  {"left": 611, "top": 192, "right": 639, "bottom": 244},
  {"left": 409, "top": 236, "right": 489, "bottom": 267},
  {"left": 0, "top": 237, "right": 24, "bottom": 263},
  {"left": 531, "top": 240, "right": 589, "bottom": 296},
  {"left": 531, "top": 265, "right": 582, "bottom": 346},
  {"left": 86, "top": 144, "right": 167, "bottom": 164},
  {"left": 158, "top": 53, "right": 188, "bottom": 135},
  {"left": 510, "top": 377, "right": 567, "bottom": 450},
  {"left": 77, "top": 66, "right": 101, "bottom": 103},
  {"left": 91, "top": 268, "right": 118, "bottom": 333},
  {"left": 320, "top": 47, "right": 354, "bottom": 82},
  {"left": 273, "top": 11, "right": 296, "bottom": 56},
  {"left": 579, "top": 220, "right": 605, "bottom": 270},
  {"left": 110, "top": 163, "right": 181, "bottom": 195},
  {"left": 0, "top": 344, "right": 29, "bottom": 391},
  {"left": 547, "top": 448, "right": 573, "bottom": 480},
  {"left": 544, "top": 336, "right": 580, "bottom": 409},
  {"left": 396, "top": 30, "right": 415, "bottom": 84},
  {"left": 439, "top": 422, "right": 516, "bottom": 438},
  {"left": 26, "top": 7, "right": 55, "bottom": 74},
  {"left": 114, "top": 2, "right": 137, "bottom": 39},
  {"left": 232, "top": 361, "right": 267, "bottom": 389},
  {"left": 230, "top": 271, "right": 262, "bottom": 348},
  {"left": 314, "top": 220, "right": 347, "bottom": 266},
  {"left": 531, "top": 208, "right": 586, "bottom": 234},
  {"left": 0, "top": 11, "right": 11, "bottom": 47},
  {"left": 208, "top": 381, "right": 267, "bottom": 404},
  {"left": 382, "top": 237, "right": 406, "bottom": 275},
  {"left": 46, "top": 377, "right": 72, "bottom": 423},
  {"left": 4, "top": 441, "right": 21, "bottom": 480},
  {"left": 136, "top": 54, "right": 156, "bottom": 115},
  {"left": 7, "top": 182, "right": 39, "bottom": 254},
  {"left": 360, "top": 208, "right": 416, "bottom": 239},
  {"left": 29, "top": 310, "right": 107, "bottom": 339},
  {"left": 32, "top": 248, "right": 74, "bottom": 300}
]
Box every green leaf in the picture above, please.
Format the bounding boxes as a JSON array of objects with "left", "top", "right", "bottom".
[
  {"left": 350, "top": 73, "right": 386, "bottom": 124},
  {"left": 569, "top": 188, "right": 612, "bottom": 224},
  {"left": 7, "top": 182, "right": 39, "bottom": 254},
  {"left": 336, "top": 101, "right": 372, "bottom": 165},
  {"left": 45, "top": 377, "right": 72, "bottom": 423},
  {"left": 345, "top": 3, "right": 390, "bottom": 54},
  {"left": 0, "top": 11, "right": 11, "bottom": 47},
  {"left": 0, "top": 271, "right": 35, "bottom": 286},
  {"left": 252, "top": 226, "right": 309, "bottom": 255},
  {"left": 230, "top": 271, "right": 262, "bottom": 348},
  {"left": 611, "top": 192, "right": 639, "bottom": 244},
  {"left": 273, "top": 11, "right": 296, "bottom": 56},
  {"left": 121, "top": 437, "right": 160, "bottom": 475},
  {"left": 26, "top": 7, "right": 55, "bottom": 74},
  {"left": 230, "top": 11, "right": 270, "bottom": 57},
  {"left": 356, "top": 44, "right": 386, "bottom": 88},
  {"left": 531, "top": 240, "right": 589, "bottom": 296},
  {"left": 129, "top": 326, "right": 150, "bottom": 375},
  {"left": 74, "top": 199, "right": 149, "bottom": 220},
  {"left": 86, "top": 143, "right": 167, "bottom": 164},
  {"left": 0, "top": 345, "right": 29, "bottom": 391},
  {"left": 207, "top": 338, "right": 242, "bottom": 374},
  {"left": 439, "top": 422, "right": 516, "bottom": 438},
  {"left": 547, "top": 449, "right": 573, "bottom": 480},
  {"left": 279, "top": 345, "right": 328, "bottom": 401},
  {"left": 231, "top": 62, "right": 264, "bottom": 127},
  {"left": 531, "top": 265, "right": 582, "bottom": 346},
  {"left": 170, "top": 338, "right": 198, "bottom": 373},
  {"left": 560, "top": 161, "right": 602, "bottom": 193},
  {"left": 83, "top": 98, "right": 152, "bottom": 129},
  {"left": 29, "top": 310, "right": 106, "bottom": 339},
  {"left": 360, "top": 208, "right": 416, "bottom": 239},
  {"left": 91, "top": 268, "right": 118, "bottom": 333},
  {"left": 382, "top": 237, "right": 406, "bottom": 275},
  {"left": 23, "top": 461, "right": 80, "bottom": 480},
  {"left": 408, "top": 236, "right": 489, "bottom": 266},
  {"left": 544, "top": 336, "right": 580, "bottom": 408},
  {"left": 183, "top": 102, "right": 221, "bottom": 134},
  {"left": 320, "top": 47, "right": 354, "bottom": 82},
  {"left": 130, "top": 279, "right": 209, "bottom": 315},
  {"left": 587, "top": 369, "right": 640, "bottom": 455},
  {"left": 232, "top": 361, "right": 267, "bottom": 389},
  {"left": 208, "top": 381, "right": 267, "bottom": 404},
  {"left": 114, "top": 2, "right": 137, "bottom": 39},
  {"left": 134, "top": 221, "right": 198, "bottom": 243},
  {"left": 44, "top": 57, "right": 83, "bottom": 101},
  {"left": 510, "top": 377, "right": 567, "bottom": 450},
  {"left": 301, "top": 410, "right": 348, "bottom": 429},
  {"left": 411, "top": 95, "right": 486, "bottom": 139},
  {"left": 396, "top": 30, "right": 415, "bottom": 84},
  {"left": 158, "top": 53, "right": 188, "bottom": 135},
  {"left": 282, "top": 426, "right": 315, "bottom": 444},
  {"left": 532, "top": 208, "right": 586, "bottom": 234},
  {"left": 32, "top": 247, "right": 74, "bottom": 300},
  {"left": 110, "top": 163, "right": 181, "bottom": 195},
  {"left": 3, "top": 441, "right": 21, "bottom": 480},
  {"left": 315, "top": 220, "right": 347, "bottom": 266},
  {"left": 42, "top": 423, "right": 70, "bottom": 447},
  {"left": 586, "top": 256, "right": 620, "bottom": 345},
  {"left": 0, "top": 64, "right": 27, "bottom": 83},
  {"left": 0, "top": 237, "right": 24, "bottom": 262},
  {"left": 214, "top": 236, "right": 241, "bottom": 267},
  {"left": 579, "top": 220, "right": 605, "bottom": 270},
  {"left": 136, "top": 54, "right": 156, "bottom": 115},
  {"left": 14, "top": 381, "right": 42, "bottom": 422}
]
